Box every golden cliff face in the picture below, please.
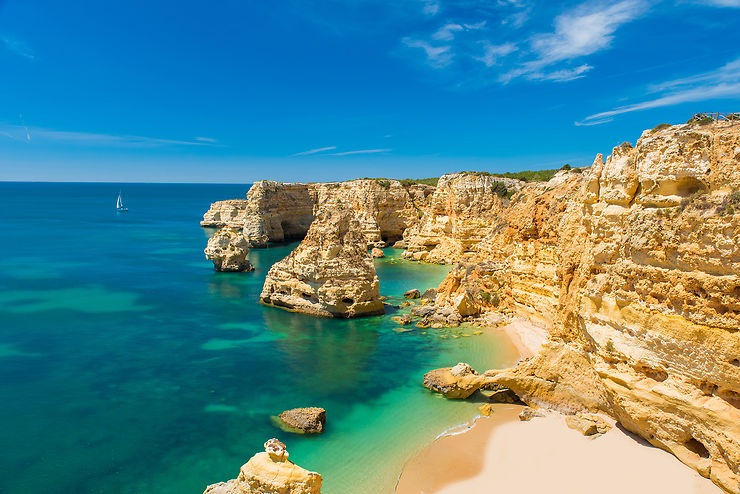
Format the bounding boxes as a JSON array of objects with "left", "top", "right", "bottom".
[
  {"left": 260, "top": 207, "right": 385, "bottom": 318},
  {"left": 202, "top": 179, "right": 433, "bottom": 248},
  {"left": 429, "top": 122, "right": 740, "bottom": 493}
]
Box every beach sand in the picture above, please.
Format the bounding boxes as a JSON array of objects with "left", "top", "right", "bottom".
[{"left": 396, "top": 408, "right": 721, "bottom": 494}]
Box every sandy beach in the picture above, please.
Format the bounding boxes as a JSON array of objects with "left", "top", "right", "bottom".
[{"left": 396, "top": 407, "right": 721, "bottom": 494}]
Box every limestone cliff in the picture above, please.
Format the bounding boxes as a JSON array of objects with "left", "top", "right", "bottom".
[
  {"left": 260, "top": 207, "right": 385, "bottom": 318},
  {"left": 402, "top": 173, "right": 524, "bottom": 263},
  {"left": 428, "top": 122, "right": 740, "bottom": 493},
  {"left": 202, "top": 179, "right": 434, "bottom": 248},
  {"left": 201, "top": 199, "right": 250, "bottom": 228}
]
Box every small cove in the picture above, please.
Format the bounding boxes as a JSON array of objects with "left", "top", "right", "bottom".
[{"left": 0, "top": 182, "right": 519, "bottom": 494}]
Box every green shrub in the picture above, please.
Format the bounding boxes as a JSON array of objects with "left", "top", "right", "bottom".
[
  {"left": 399, "top": 178, "right": 439, "bottom": 187},
  {"left": 491, "top": 291, "right": 500, "bottom": 308},
  {"left": 480, "top": 291, "right": 491, "bottom": 302},
  {"left": 490, "top": 181, "right": 509, "bottom": 198},
  {"left": 605, "top": 339, "right": 615, "bottom": 352},
  {"left": 650, "top": 123, "right": 672, "bottom": 134},
  {"left": 375, "top": 179, "right": 391, "bottom": 189},
  {"left": 560, "top": 164, "right": 572, "bottom": 171}
]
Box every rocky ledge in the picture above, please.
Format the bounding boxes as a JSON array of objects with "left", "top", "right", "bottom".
[
  {"left": 204, "top": 228, "right": 254, "bottom": 272},
  {"left": 203, "top": 438, "right": 322, "bottom": 494},
  {"left": 260, "top": 207, "right": 385, "bottom": 318}
]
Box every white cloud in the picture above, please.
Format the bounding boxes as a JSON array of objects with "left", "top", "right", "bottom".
[
  {"left": 327, "top": 148, "right": 391, "bottom": 156},
  {"left": 530, "top": 0, "right": 647, "bottom": 65},
  {"left": 693, "top": 0, "right": 740, "bottom": 6},
  {"left": 290, "top": 146, "right": 337, "bottom": 157},
  {"left": 1, "top": 35, "right": 35, "bottom": 60},
  {"left": 0, "top": 123, "right": 216, "bottom": 147},
  {"left": 474, "top": 41, "right": 517, "bottom": 67},
  {"left": 403, "top": 37, "right": 453, "bottom": 67},
  {"left": 432, "top": 23, "right": 464, "bottom": 41},
  {"left": 580, "top": 57, "right": 740, "bottom": 123},
  {"left": 422, "top": 0, "right": 440, "bottom": 15}
]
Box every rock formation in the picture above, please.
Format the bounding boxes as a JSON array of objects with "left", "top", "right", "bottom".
[
  {"left": 202, "top": 179, "right": 435, "bottom": 248},
  {"left": 422, "top": 122, "right": 740, "bottom": 493},
  {"left": 260, "top": 207, "right": 385, "bottom": 318},
  {"left": 423, "top": 363, "right": 485, "bottom": 399},
  {"left": 277, "top": 407, "right": 326, "bottom": 434},
  {"left": 204, "top": 228, "right": 254, "bottom": 272},
  {"left": 201, "top": 199, "right": 250, "bottom": 228},
  {"left": 203, "top": 439, "right": 322, "bottom": 494}
]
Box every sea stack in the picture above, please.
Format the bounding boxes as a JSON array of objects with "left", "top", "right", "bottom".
[
  {"left": 203, "top": 438, "right": 322, "bottom": 494},
  {"left": 204, "top": 228, "right": 254, "bottom": 272},
  {"left": 260, "top": 207, "right": 385, "bottom": 318}
]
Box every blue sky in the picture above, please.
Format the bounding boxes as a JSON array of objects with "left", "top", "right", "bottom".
[{"left": 0, "top": 0, "right": 739, "bottom": 182}]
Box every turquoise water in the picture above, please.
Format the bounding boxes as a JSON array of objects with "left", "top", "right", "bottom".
[{"left": 0, "top": 182, "right": 518, "bottom": 494}]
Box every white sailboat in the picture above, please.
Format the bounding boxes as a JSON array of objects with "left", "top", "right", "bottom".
[{"left": 116, "top": 191, "right": 128, "bottom": 211}]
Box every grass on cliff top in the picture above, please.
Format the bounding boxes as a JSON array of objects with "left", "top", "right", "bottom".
[
  {"left": 351, "top": 177, "right": 440, "bottom": 187},
  {"left": 460, "top": 164, "right": 577, "bottom": 182}
]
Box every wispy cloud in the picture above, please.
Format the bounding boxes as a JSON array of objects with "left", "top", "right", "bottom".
[
  {"left": 0, "top": 123, "right": 217, "bottom": 147},
  {"left": 403, "top": 37, "right": 453, "bottom": 67},
  {"left": 474, "top": 41, "right": 517, "bottom": 67},
  {"left": 1, "top": 34, "right": 35, "bottom": 60},
  {"left": 327, "top": 148, "right": 391, "bottom": 156},
  {"left": 421, "top": 0, "right": 440, "bottom": 16},
  {"left": 692, "top": 0, "right": 740, "bottom": 6},
  {"left": 579, "top": 57, "right": 740, "bottom": 124},
  {"left": 290, "top": 146, "right": 337, "bottom": 157}
]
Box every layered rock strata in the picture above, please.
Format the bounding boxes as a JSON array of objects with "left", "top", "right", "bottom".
[
  {"left": 204, "top": 228, "right": 254, "bottom": 272},
  {"left": 203, "top": 439, "right": 322, "bottom": 494},
  {"left": 423, "top": 122, "right": 740, "bottom": 493},
  {"left": 260, "top": 207, "right": 385, "bottom": 318},
  {"left": 202, "top": 179, "right": 434, "bottom": 248}
]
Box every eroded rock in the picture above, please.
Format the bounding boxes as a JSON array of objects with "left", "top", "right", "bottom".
[
  {"left": 203, "top": 439, "right": 322, "bottom": 494},
  {"left": 260, "top": 208, "right": 384, "bottom": 318},
  {"left": 277, "top": 408, "right": 326, "bottom": 434},
  {"left": 204, "top": 228, "right": 254, "bottom": 272}
]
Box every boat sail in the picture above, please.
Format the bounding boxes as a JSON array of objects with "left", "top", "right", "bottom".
[{"left": 116, "top": 192, "right": 128, "bottom": 211}]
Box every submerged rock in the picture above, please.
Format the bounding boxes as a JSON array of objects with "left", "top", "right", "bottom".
[
  {"left": 277, "top": 407, "right": 326, "bottom": 434},
  {"left": 204, "top": 228, "right": 254, "bottom": 272},
  {"left": 260, "top": 207, "right": 384, "bottom": 318},
  {"left": 203, "top": 439, "right": 322, "bottom": 494}
]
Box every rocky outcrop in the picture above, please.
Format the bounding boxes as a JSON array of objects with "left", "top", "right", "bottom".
[
  {"left": 423, "top": 363, "right": 485, "bottom": 399},
  {"left": 402, "top": 173, "right": 525, "bottom": 263},
  {"left": 204, "top": 228, "right": 254, "bottom": 272},
  {"left": 422, "top": 122, "right": 740, "bottom": 493},
  {"left": 202, "top": 179, "right": 435, "bottom": 248},
  {"left": 203, "top": 439, "right": 322, "bottom": 494},
  {"left": 260, "top": 208, "right": 385, "bottom": 318},
  {"left": 277, "top": 407, "right": 326, "bottom": 434},
  {"left": 201, "top": 200, "right": 250, "bottom": 227}
]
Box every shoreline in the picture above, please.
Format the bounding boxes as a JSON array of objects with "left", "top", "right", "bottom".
[{"left": 395, "top": 316, "right": 722, "bottom": 494}]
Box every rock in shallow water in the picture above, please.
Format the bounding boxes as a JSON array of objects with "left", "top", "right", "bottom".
[
  {"left": 260, "top": 207, "right": 384, "bottom": 318},
  {"left": 404, "top": 289, "right": 421, "bottom": 299},
  {"left": 371, "top": 247, "right": 385, "bottom": 258},
  {"left": 204, "top": 228, "right": 254, "bottom": 272},
  {"left": 277, "top": 407, "right": 326, "bottom": 434},
  {"left": 423, "top": 363, "right": 485, "bottom": 399}
]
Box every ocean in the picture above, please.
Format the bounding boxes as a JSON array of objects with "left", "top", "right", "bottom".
[{"left": 0, "top": 182, "right": 518, "bottom": 493}]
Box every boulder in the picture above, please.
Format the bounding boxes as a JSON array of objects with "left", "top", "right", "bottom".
[
  {"left": 404, "top": 289, "right": 421, "bottom": 299},
  {"left": 277, "top": 407, "right": 326, "bottom": 434},
  {"left": 478, "top": 403, "right": 494, "bottom": 416},
  {"left": 519, "top": 407, "right": 545, "bottom": 421},
  {"left": 371, "top": 247, "right": 385, "bottom": 258},
  {"left": 423, "top": 363, "right": 485, "bottom": 399},
  {"left": 203, "top": 439, "right": 322, "bottom": 494},
  {"left": 204, "top": 228, "right": 254, "bottom": 272},
  {"left": 260, "top": 207, "right": 384, "bottom": 318},
  {"left": 565, "top": 413, "right": 612, "bottom": 436},
  {"left": 421, "top": 288, "right": 437, "bottom": 300},
  {"left": 391, "top": 314, "right": 413, "bottom": 325}
]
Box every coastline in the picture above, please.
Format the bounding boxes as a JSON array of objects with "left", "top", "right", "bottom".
[{"left": 396, "top": 317, "right": 722, "bottom": 494}]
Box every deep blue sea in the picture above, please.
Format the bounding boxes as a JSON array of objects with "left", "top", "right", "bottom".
[{"left": 0, "top": 182, "right": 518, "bottom": 494}]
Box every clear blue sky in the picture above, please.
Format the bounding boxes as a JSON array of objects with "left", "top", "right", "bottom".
[{"left": 1, "top": 0, "right": 739, "bottom": 182}]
